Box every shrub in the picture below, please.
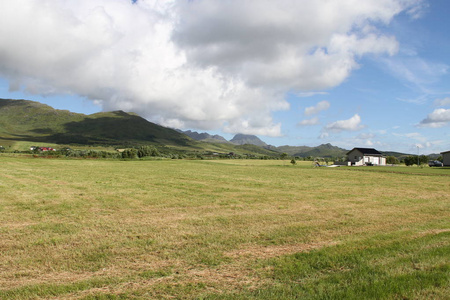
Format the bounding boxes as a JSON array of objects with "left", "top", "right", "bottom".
[
  {"left": 386, "top": 156, "right": 399, "bottom": 164},
  {"left": 122, "top": 149, "right": 138, "bottom": 159},
  {"left": 136, "top": 146, "right": 160, "bottom": 158},
  {"left": 404, "top": 156, "right": 417, "bottom": 166}
]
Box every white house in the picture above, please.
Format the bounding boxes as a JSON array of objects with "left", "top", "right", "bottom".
[
  {"left": 347, "top": 148, "right": 386, "bottom": 166},
  {"left": 441, "top": 150, "right": 450, "bottom": 166}
]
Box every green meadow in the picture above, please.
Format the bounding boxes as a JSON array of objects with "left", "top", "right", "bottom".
[{"left": 0, "top": 156, "right": 449, "bottom": 299}]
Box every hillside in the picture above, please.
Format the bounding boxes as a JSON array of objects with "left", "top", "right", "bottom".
[
  {"left": 299, "top": 143, "right": 347, "bottom": 158},
  {"left": 0, "top": 99, "right": 194, "bottom": 147},
  {"left": 230, "top": 134, "right": 267, "bottom": 147},
  {"left": 267, "top": 143, "right": 347, "bottom": 158}
]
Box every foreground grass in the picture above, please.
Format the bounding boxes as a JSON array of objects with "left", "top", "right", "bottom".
[{"left": 0, "top": 157, "right": 448, "bottom": 299}]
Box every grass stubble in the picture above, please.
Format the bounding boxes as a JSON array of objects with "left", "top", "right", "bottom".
[{"left": 0, "top": 157, "right": 448, "bottom": 299}]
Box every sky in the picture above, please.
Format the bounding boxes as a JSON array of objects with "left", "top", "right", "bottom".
[{"left": 0, "top": 0, "right": 449, "bottom": 154}]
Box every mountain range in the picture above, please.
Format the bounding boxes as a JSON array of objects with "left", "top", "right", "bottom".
[
  {"left": 179, "top": 129, "right": 348, "bottom": 158},
  {"left": 177, "top": 130, "right": 229, "bottom": 143},
  {"left": 1, "top": 98, "right": 420, "bottom": 158},
  {"left": 180, "top": 130, "right": 268, "bottom": 147}
]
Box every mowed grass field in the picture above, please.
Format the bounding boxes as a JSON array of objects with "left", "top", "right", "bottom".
[{"left": 0, "top": 156, "right": 449, "bottom": 299}]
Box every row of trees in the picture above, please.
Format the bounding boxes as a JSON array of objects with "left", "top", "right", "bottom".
[
  {"left": 403, "top": 155, "right": 430, "bottom": 166},
  {"left": 3, "top": 145, "right": 442, "bottom": 164},
  {"left": 121, "top": 146, "right": 161, "bottom": 159},
  {"left": 387, "top": 154, "right": 443, "bottom": 166},
  {"left": 12, "top": 145, "right": 165, "bottom": 159},
  {"left": 279, "top": 153, "right": 346, "bottom": 163}
]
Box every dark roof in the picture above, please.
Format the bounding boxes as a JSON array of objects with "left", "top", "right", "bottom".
[{"left": 347, "top": 148, "right": 383, "bottom": 156}]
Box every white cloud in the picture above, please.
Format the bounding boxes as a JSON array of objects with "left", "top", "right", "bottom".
[
  {"left": 304, "top": 101, "right": 330, "bottom": 116},
  {"left": 298, "top": 117, "right": 320, "bottom": 126},
  {"left": 418, "top": 108, "right": 450, "bottom": 128},
  {"left": 434, "top": 97, "right": 450, "bottom": 107},
  {"left": 319, "top": 132, "right": 329, "bottom": 139},
  {"left": 325, "top": 114, "right": 365, "bottom": 132},
  {"left": 0, "top": 0, "right": 424, "bottom": 135},
  {"left": 365, "top": 140, "right": 374, "bottom": 146}
]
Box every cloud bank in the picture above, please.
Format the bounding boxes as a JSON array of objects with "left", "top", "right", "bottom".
[
  {"left": 0, "top": 0, "right": 422, "bottom": 135},
  {"left": 418, "top": 109, "right": 450, "bottom": 128}
]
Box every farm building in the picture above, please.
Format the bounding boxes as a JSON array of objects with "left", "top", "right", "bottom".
[
  {"left": 346, "top": 148, "right": 386, "bottom": 166},
  {"left": 30, "top": 146, "right": 56, "bottom": 151},
  {"left": 441, "top": 150, "right": 450, "bottom": 166}
]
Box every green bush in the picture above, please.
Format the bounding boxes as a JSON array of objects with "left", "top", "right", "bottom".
[
  {"left": 136, "top": 146, "right": 160, "bottom": 158},
  {"left": 121, "top": 149, "right": 137, "bottom": 159},
  {"left": 386, "top": 156, "right": 399, "bottom": 164}
]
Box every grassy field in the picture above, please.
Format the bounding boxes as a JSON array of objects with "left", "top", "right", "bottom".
[{"left": 0, "top": 156, "right": 449, "bottom": 299}]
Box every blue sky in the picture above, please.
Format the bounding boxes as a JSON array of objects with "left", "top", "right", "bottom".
[{"left": 0, "top": 0, "right": 449, "bottom": 154}]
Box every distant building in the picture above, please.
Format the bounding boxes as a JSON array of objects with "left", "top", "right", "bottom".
[
  {"left": 347, "top": 148, "right": 386, "bottom": 166},
  {"left": 441, "top": 150, "right": 450, "bottom": 166},
  {"left": 32, "top": 147, "right": 56, "bottom": 152}
]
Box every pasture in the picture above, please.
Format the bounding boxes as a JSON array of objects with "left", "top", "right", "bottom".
[{"left": 0, "top": 156, "right": 449, "bottom": 299}]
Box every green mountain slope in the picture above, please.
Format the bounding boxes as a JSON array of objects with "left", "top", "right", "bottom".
[
  {"left": 267, "top": 143, "right": 347, "bottom": 158},
  {"left": 269, "top": 145, "right": 314, "bottom": 156},
  {"left": 0, "top": 99, "right": 193, "bottom": 147},
  {"left": 299, "top": 143, "right": 347, "bottom": 158},
  {"left": 230, "top": 134, "right": 267, "bottom": 146}
]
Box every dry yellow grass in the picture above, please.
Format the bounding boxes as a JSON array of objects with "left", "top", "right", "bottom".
[{"left": 0, "top": 156, "right": 448, "bottom": 299}]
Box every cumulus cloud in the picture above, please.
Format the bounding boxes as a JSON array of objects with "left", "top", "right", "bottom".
[
  {"left": 434, "top": 97, "right": 450, "bottom": 107},
  {"left": 324, "top": 114, "right": 365, "bottom": 132},
  {"left": 418, "top": 108, "right": 450, "bottom": 128},
  {"left": 172, "top": 0, "right": 408, "bottom": 92},
  {"left": 0, "top": 0, "right": 423, "bottom": 135},
  {"left": 304, "top": 101, "right": 330, "bottom": 116},
  {"left": 298, "top": 117, "right": 320, "bottom": 126}
]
